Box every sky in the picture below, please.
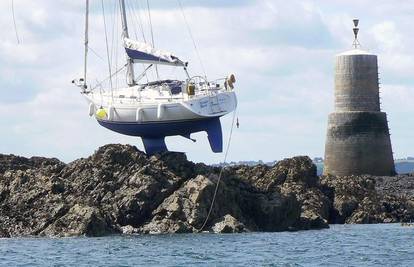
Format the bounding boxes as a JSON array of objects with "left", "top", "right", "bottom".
[{"left": 0, "top": 0, "right": 413, "bottom": 164}]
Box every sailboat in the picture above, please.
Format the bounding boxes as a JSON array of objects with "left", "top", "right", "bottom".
[{"left": 72, "top": 0, "right": 237, "bottom": 155}]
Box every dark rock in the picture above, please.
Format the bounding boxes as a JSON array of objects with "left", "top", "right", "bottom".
[
  {"left": 223, "top": 156, "right": 329, "bottom": 230},
  {"left": 140, "top": 175, "right": 216, "bottom": 234},
  {"left": 2, "top": 144, "right": 413, "bottom": 237},
  {"left": 270, "top": 157, "right": 329, "bottom": 229},
  {"left": 142, "top": 173, "right": 300, "bottom": 233},
  {"left": 41, "top": 204, "right": 113, "bottom": 237},
  {"left": 0, "top": 154, "right": 64, "bottom": 174},
  {"left": 321, "top": 175, "right": 414, "bottom": 224},
  {"left": 270, "top": 156, "right": 318, "bottom": 187},
  {"left": 0, "top": 150, "right": 322, "bottom": 236}
]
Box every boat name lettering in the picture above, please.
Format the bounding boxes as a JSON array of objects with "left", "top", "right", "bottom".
[{"left": 200, "top": 100, "right": 208, "bottom": 108}]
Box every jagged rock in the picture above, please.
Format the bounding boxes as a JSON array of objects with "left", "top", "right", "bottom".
[
  {"left": 0, "top": 167, "right": 68, "bottom": 237},
  {"left": 374, "top": 175, "right": 414, "bottom": 197},
  {"left": 141, "top": 175, "right": 216, "bottom": 233},
  {"left": 59, "top": 144, "right": 188, "bottom": 229},
  {"left": 41, "top": 204, "right": 113, "bottom": 237},
  {"left": 0, "top": 145, "right": 191, "bottom": 237},
  {"left": 0, "top": 154, "right": 64, "bottom": 174},
  {"left": 320, "top": 175, "right": 376, "bottom": 222},
  {"left": 141, "top": 174, "right": 246, "bottom": 233},
  {"left": 142, "top": 173, "right": 301, "bottom": 233},
  {"left": 212, "top": 214, "right": 246, "bottom": 233},
  {"left": 269, "top": 157, "right": 329, "bottom": 229},
  {"left": 321, "top": 175, "right": 414, "bottom": 224},
  {"left": 269, "top": 156, "right": 318, "bottom": 187},
  {"left": 1, "top": 144, "right": 414, "bottom": 237},
  {"left": 224, "top": 157, "right": 328, "bottom": 230}
]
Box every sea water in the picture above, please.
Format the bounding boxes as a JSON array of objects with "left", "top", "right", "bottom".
[{"left": 0, "top": 224, "right": 413, "bottom": 266}]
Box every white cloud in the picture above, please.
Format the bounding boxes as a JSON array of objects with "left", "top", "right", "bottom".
[
  {"left": 371, "top": 21, "right": 402, "bottom": 50},
  {"left": 0, "top": 0, "right": 413, "bottom": 163}
]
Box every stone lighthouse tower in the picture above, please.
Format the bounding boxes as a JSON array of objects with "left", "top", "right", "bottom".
[{"left": 323, "top": 19, "right": 395, "bottom": 176}]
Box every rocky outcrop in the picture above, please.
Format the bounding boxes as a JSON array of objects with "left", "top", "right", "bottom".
[
  {"left": 320, "top": 175, "right": 414, "bottom": 224},
  {"left": 1, "top": 144, "right": 414, "bottom": 237},
  {"left": 140, "top": 173, "right": 301, "bottom": 234},
  {"left": 230, "top": 157, "right": 330, "bottom": 229},
  {"left": 41, "top": 204, "right": 113, "bottom": 237},
  {"left": 0, "top": 145, "right": 302, "bottom": 237}
]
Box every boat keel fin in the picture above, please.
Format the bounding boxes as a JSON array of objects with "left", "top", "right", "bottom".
[
  {"left": 142, "top": 137, "right": 168, "bottom": 155},
  {"left": 206, "top": 118, "right": 223, "bottom": 153}
]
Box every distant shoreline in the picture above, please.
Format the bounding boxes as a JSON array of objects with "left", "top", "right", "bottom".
[{"left": 214, "top": 160, "right": 414, "bottom": 176}]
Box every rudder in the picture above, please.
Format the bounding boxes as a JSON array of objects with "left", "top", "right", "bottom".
[{"left": 206, "top": 118, "right": 223, "bottom": 153}]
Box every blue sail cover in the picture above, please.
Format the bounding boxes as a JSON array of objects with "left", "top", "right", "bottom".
[{"left": 124, "top": 38, "right": 186, "bottom": 66}]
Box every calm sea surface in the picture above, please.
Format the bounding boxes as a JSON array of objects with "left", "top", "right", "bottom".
[{"left": 0, "top": 224, "right": 413, "bottom": 266}]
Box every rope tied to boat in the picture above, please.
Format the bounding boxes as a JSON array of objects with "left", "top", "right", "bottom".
[{"left": 196, "top": 109, "right": 238, "bottom": 233}]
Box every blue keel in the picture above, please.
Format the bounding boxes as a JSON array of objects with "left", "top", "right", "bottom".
[
  {"left": 142, "top": 137, "right": 168, "bottom": 155},
  {"left": 97, "top": 117, "right": 223, "bottom": 155}
]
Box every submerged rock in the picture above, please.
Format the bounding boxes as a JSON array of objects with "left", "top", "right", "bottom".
[{"left": 1, "top": 144, "right": 413, "bottom": 237}]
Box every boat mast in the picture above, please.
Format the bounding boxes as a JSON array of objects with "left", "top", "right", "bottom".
[
  {"left": 83, "top": 0, "right": 89, "bottom": 90},
  {"left": 119, "top": 0, "right": 136, "bottom": 86}
]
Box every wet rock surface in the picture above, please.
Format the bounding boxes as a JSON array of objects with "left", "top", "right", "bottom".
[
  {"left": 212, "top": 214, "right": 246, "bottom": 233},
  {"left": 1, "top": 144, "right": 413, "bottom": 237}
]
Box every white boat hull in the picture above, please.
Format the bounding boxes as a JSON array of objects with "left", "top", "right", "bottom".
[
  {"left": 82, "top": 88, "right": 237, "bottom": 154},
  {"left": 85, "top": 91, "right": 237, "bottom": 123}
]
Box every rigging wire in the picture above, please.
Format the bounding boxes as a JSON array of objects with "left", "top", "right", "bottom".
[
  {"left": 84, "top": 0, "right": 89, "bottom": 88},
  {"left": 92, "top": 64, "right": 128, "bottom": 91},
  {"left": 110, "top": 1, "right": 117, "bottom": 68},
  {"left": 11, "top": 0, "right": 20, "bottom": 44},
  {"left": 107, "top": 1, "right": 120, "bottom": 92},
  {"left": 196, "top": 109, "right": 238, "bottom": 233},
  {"left": 134, "top": 0, "right": 148, "bottom": 43},
  {"left": 133, "top": 0, "right": 150, "bottom": 83},
  {"left": 101, "top": 0, "right": 114, "bottom": 102},
  {"left": 87, "top": 45, "right": 106, "bottom": 62},
  {"left": 135, "top": 0, "right": 150, "bottom": 83},
  {"left": 146, "top": 0, "right": 159, "bottom": 80},
  {"left": 125, "top": 0, "right": 139, "bottom": 40},
  {"left": 177, "top": 0, "right": 207, "bottom": 79},
  {"left": 114, "top": 1, "right": 120, "bottom": 90}
]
